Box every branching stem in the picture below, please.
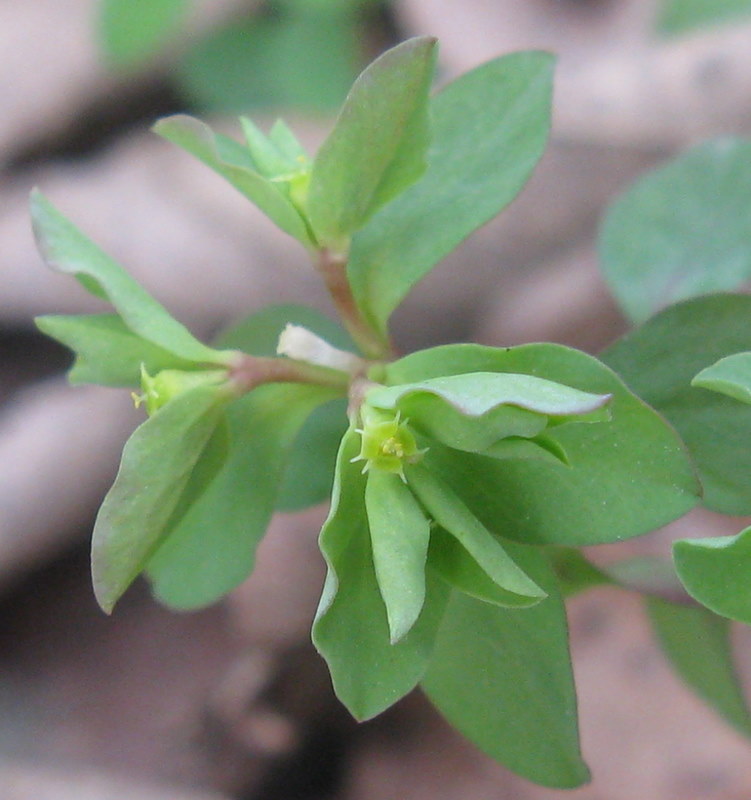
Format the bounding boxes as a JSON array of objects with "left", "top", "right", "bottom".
[{"left": 228, "top": 353, "right": 350, "bottom": 396}]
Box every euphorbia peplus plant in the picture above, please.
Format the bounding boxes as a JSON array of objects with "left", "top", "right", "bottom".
[{"left": 32, "top": 36, "right": 751, "bottom": 788}]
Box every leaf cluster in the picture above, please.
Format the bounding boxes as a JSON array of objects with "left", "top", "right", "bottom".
[{"left": 32, "top": 36, "right": 751, "bottom": 788}]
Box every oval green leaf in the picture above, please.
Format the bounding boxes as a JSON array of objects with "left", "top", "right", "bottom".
[
  {"left": 312, "top": 429, "right": 449, "bottom": 721},
  {"left": 421, "top": 547, "right": 590, "bottom": 788},
  {"left": 600, "top": 139, "right": 751, "bottom": 324},
  {"left": 674, "top": 527, "right": 751, "bottom": 624},
  {"left": 603, "top": 294, "right": 751, "bottom": 514}
]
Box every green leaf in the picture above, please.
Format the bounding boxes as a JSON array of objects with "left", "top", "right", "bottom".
[
  {"left": 549, "top": 548, "right": 611, "bottom": 598},
  {"left": 371, "top": 372, "right": 611, "bottom": 418},
  {"left": 365, "top": 470, "right": 431, "bottom": 643},
  {"left": 176, "top": 5, "right": 360, "bottom": 114},
  {"left": 35, "top": 313, "right": 199, "bottom": 387},
  {"left": 647, "top": 597, "right": 751, "bottom": 737},
  {"left": 91, "top": 385, "right": 226, "bottom": 613},
  {"left": 308, "top": 37, "right": 435, "bottom": 249},
  {"left": 482, "top": 433, "right": 570, "bottom": 466},
  {"left": 30, "top": 190, "right": 227, "bottom": 365},
  {"left": 275, "top": 398, "right": 348, "bottom": 511},
  {"left": 656, "top": 0, "right": 751, "bottom": 35},
  {"left": 348, "top": 51, "right": 554, "bottom": 336},
  {"left": 269, "top": 118, "right": 308, "bottom": 162},
  {"left": 215, "top": 304, "right": 351, "bottom": 513},
  {"left": 599, "top": 139, "right": 751, "bottom": 324},
  {"left": 422, "top": 548, "right": 589, "bottom": 788},
  {"left": 602, "top": 294, "right": 751, "bottom": 514},
  {"left": 407, "top": 464, "right": 545, "bottom": 606},
  {"left": 240, "top": 116, "right": 301, "bottom": 178},
  {"left": 693, "top": 352, "right": 751, "bottom": 404},
  {"left": 307, "top": 36, "right": 436, "bottom": 248},
  {"left": 98, "top": 0, "right": 189, "bottom": 67},
  {"left": 152, "top": 116, "right": 313, "bottom": 246},
  {"left": 367, "top": 372, "right": 610, "bottom": 452},
  {"left": 387, "top": 343, "right": 699, "bottom": 546},
  {"left": 146, "top": 382, "right": 335, "bottom": 609},
  {"left": 673, "top": 527, "right": 751, "bottom": 624},
  {"left": 312, "top": 429, "right": 449, "bottom": 720}
]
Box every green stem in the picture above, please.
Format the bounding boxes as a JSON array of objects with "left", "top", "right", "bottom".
[{"left": 315, "top": 248, "right": 393, "bottom": 360}]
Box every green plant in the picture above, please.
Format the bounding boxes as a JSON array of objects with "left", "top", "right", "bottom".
[
  {"left": 32, "top": 37, "right": 751, "bottom": 788},
  {"left": 97, "top": 0, "right": 384, "bottom": 113}
]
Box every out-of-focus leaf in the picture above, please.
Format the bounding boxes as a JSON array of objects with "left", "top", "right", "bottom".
[
  {"left": 692, "top": 352, "right": 751, "bottom": 404},
  {"left": 647, "top": 597, "right": 751, "bottom": 737},
  {"left": 603, "top": 294, "right": 751, "bottom": 514},
  {"left": 599, "top": 139, "right": 751, "bottom": 324},
  {"left": 348, "top": 51, "right": 553, "bottom": 337},
  {"left": 408, "top": 464, "right": 545, "bottom": 606},
  {"left": 656, "top": 0, "right": 751, "bottom": 35},
  {"left": 98, "top": 0, "right": 189, "bottom": 67},
  {"left": 176, "top": 6, "right": 360, "bottom": 114},
  {"left": 387, "top": 343, "right": 699, "bottom": 546},
  {"left": 307, "top": 36, "right": 436, "bottom": 248},
  {"left": 422, "top": 547, "right": 589, "bottom": 788},
  {"left": 92, "top": 385, "right": 226, "bottom": 612},
  {"left": 31, "top": 190, "right": 227, "bottom": 365},
  {"left": 312, "top": 429, "right": 448, "bottom": 720},
  {"left": 35, "top": 313, "right": 196, "bottom": 387},
  {"left": 365, "top": 470, "right": 431, "bottom": 643},
  {"left": 153, "top": 116, "right": 313, "bottom": 246},
  {"left": 673, "top": 527, "right": 751, "bottom": 624}
]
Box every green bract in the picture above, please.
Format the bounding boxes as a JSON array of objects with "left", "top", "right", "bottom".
[{"left": 32, "top": 35, "right": 751, "bottom": 790}]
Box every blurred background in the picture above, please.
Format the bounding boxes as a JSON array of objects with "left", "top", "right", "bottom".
[{"left": 4, "top": 0, "right": 751, "bottom": 797}]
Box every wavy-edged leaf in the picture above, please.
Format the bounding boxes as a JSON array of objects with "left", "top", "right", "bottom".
[
  {"left": 603, "top": 294, "right": 751, "bottom": 514},
  {"left": 312, "top": 429, "right": 448, "bottom": 720},
  {"left": 647, "top": 597, "right": 751, "bottom": 737},
  {"left": 674, "top": 527, "right": 751, "bottom": 624},
  {"left": 387, "top": 343, "right": 700, "bottom": 546},
  {"left": 407, "top": 463, "right": 545, "bottom": 606},
  {"left": 307, "top": 36, "right": 436, "bottom": 248},
  {"left": 365, "top": 470, "right": 431, "bottom": 643},
  {"left": 35, "top": 313, "right": 196, "bottom": 387},
  {"left": 153, "top": 115, "right": 313, "bottom": 246},
  {"left": 348, "top": 51, "right": 554, "bottom": 336},
  {"left": 422, "top": 547, "right": 589, "bottom": 788},
  {"left": 692, "top": 351, "right": 751, "bottom": 404},
  {"left": 30, "top": 190, "right": 227, "bottom": 365},
  {"left": 599, "top": 139, "right": 751, "bottom": 324},
  {"left": 368, "top": 372, "right": 610, "bottom": 452},
  {"left": 92, "top": 384, "right": 227, "bottom": 612}
]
